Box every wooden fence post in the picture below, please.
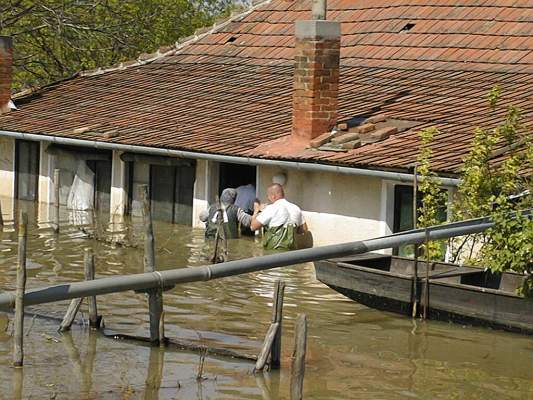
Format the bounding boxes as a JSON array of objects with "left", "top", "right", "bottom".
[
  {"left": 59, "top": 298, "right": 83, "bottom": 332},
  {"left": 0, "top": 198, "right": 4, "bottom": 228},
  {"left": 290, "top": 313, "right": 307, "bottom": 400},
  {"left": 13, "top": 212, "right": 27, "bottom": 367},
  {"left": 140, "top": 184, "right": 163, "bottom": 344},
  {"left": 271, "top": 280, "right": 285, "bottom": 368},
  {"left": 412, "top": 164, "right": 419, "bottom": 318},
  {"left": 54, "top": 168, "right": 60, "bottom": 233},
  {"left": 84, "top": 249, "right": 101, "bottom": 328},
  {"left": 423, "top": 229, "right": 431, "bottom": 320},
  {"left": 255, "top": 280, "right": 285, "bottom": 372}
]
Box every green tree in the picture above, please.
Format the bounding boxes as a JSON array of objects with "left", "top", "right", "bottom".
[
  {"left": 417, "top": 87, "right": 532, "bottom": 294},
  {"left": 0, "top": 0, "right": 236, "bottom": 90}
]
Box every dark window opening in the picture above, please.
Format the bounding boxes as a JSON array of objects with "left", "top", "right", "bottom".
[
  {"left": 150, "top": 161, "right": 196, "bottom": 225},
  {"left": 218, "top": 163, "right": 256, "bottom": 195},
  {"left": 400, "top": 23, "right": 415, "bottom": 33},
  {"left": 15, "top": 140, "right": 40, "bottom": 202},
  {"left": 86, "top": 160, "right": 112, "bottom": 213},
  {"left": 393, "top": 184, "right": 447, "bottom": 257},
  {"left": 225, "top": 36, "right": 238, "bottom": 43}
]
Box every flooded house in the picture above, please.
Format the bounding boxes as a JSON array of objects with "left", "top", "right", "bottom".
[{"left": 0, "top": 0, "right": 531, "bottom": 246}]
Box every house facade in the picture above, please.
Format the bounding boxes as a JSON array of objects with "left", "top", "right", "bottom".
[{"left": 0, "top": 0, "right": 531, "bottom": 246}]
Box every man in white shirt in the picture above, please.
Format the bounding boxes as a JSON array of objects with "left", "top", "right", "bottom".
[{"left": 250, "top": 184, "right": 307, "bottom": 250}]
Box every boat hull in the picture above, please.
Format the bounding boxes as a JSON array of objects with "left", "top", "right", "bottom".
[{"left": 315, "top": 256, "right": 533, "bottom": 335}]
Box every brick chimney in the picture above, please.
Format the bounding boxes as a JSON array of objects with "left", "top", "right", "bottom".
[
  {"left": 292, "top": 0, "right": 340, "bottom": 142},
  {"left": 0, "top": 36, "right": 13, "bottom": 114}
]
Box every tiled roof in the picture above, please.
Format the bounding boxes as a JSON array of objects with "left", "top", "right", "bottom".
[{"left": 0, "top": 0, "right": 532, "bottom": 174}]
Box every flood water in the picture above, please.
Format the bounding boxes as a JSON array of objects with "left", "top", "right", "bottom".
[{"left": 0, "top": 200, "right": 532, "bottom": 399}]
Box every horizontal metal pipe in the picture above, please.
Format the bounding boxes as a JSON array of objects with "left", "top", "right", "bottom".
[
  {"left": 0, "top": 130, "right": 461, "bottom": 186},
  {"left": 0, "top": 216, "right": 494, "bottom": 311}
]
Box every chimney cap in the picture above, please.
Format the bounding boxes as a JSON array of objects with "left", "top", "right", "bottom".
[{"left": 312, "top": 0, "right": 327, "bottom": 20}]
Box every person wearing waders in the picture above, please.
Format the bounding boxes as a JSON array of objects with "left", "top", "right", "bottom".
[
  {"left": 250, "top": 183, "right": 307, "bottom": 250},
  {"left": 199, "top": 188, "right": 253, "bottom": 239}
]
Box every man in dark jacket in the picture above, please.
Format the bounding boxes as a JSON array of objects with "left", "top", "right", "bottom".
[{"left": 199, "top": 188, "right": 252, "bottom": 239}]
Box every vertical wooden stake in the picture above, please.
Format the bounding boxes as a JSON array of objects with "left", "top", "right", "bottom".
[
  {"left": 140, "top": 184, "right": 163, "bottom": 344},
  {"left": 13, "top": 211, "right": 27, "bottom": 367},
  {"left": 423, "top": 229, "right": 430, "bottom": 320},
  {"left": 290, "top": 313, "right": 307, "bottom": 400},
  {"left": 84, "top": 249, "right": 100, "bottom": 328},
  {"left": 271, "top": 280, "right": 285, "bottom": 368},
  {"left": 54, "top": 168, "right": 60, "bottom": 234},
  {"left": 412, "top": 164, "right": 419, "bottom": 318},
  {"left": 159, "top": 311, "right": 165, "bottom": 346},
  {"left": 0, "top": 198, "right": 4, "bottom": 228}
]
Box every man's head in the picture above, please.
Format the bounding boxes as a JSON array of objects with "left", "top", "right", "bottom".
[{"left": 267, "top": 183, "right": 285, "bottom": 203}]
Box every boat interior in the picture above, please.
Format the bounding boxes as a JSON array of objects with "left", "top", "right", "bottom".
[{"left": 334, "top": 254, "right": 524, "bottom": 294}]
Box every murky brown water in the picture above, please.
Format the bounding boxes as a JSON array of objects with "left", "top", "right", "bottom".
[{"left": 1, "top": 199, "right": 532, "bottom": 399}]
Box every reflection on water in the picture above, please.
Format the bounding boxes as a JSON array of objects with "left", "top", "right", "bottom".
[{"left": 0, "top": 199, "right": 532, "bottom": 399}]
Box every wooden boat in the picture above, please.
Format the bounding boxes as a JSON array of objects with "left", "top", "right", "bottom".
[{"left": 314, "top": 254, "right": 533, "bottom": 334}]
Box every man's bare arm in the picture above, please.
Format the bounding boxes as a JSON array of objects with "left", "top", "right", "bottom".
[{"left": 250, "top": 201, "right": 264, "bottom": 231}]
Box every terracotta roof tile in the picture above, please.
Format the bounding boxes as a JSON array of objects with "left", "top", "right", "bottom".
[{"left": 1, "top": 0, "right": 531, "bottom": 174}]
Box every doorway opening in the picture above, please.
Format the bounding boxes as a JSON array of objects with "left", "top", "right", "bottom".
[{"left": 218, "top": 163, "right": 256, "bottom": 194}]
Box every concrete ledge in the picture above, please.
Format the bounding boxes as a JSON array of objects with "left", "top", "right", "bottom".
[
  {"left": 0, "top": 36, "right": 13, "bottom": 50},
  {"left": 295, "top": 20, "right": 341, "bottom": 40}
]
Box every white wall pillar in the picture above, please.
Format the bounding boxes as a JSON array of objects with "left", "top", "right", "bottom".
[
  {"left": 0, "top": 136, "right": 15, "bottom": 221},
  {"left": 192, "top": 159, "right": 208, "bottom": 228},
  {"left": 37, "top": 141, "right": 55, "bottom": 225},
  {"left": 379, "top": 180, "right": 395, "bottom": 254},
  {"left": 38, "top": 141, "right": 54, "bottom": 204},
  {"left": 110, "top": 150, "right": 127, "bottom": 216},
  {"left": 0, "top": 136, "right": 15, "bottom": 198},
  {"left": 192, "top": 160, "right": 220, "bottom": 228}
]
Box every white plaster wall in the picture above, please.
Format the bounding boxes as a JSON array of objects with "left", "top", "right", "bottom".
[
  {"left": 110, "top": 150, "right": 127, "bottom": 216},
  {"left": 37, "top": 142, "right": 55, "bottom": 224},
  {"left": 192, "top": 159, "right": 208, "bottom": 228},
  {"left": 0, "top": 136, "right": 15, "bottom": 199},
  {"left": 257, "top": 166, "right": 383, "bottom": 246},
  {"left": 38, "top": 141, "right": 54, "bottom": 204}
]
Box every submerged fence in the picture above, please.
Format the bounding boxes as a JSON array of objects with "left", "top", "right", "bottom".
[{"left": 0, "top": 214, "right": 499, "bottom": 311}]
